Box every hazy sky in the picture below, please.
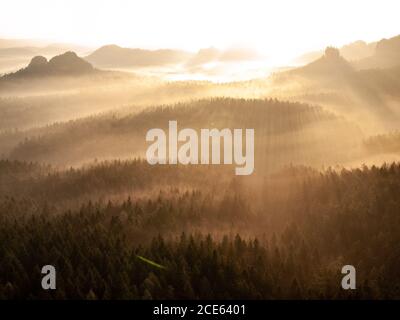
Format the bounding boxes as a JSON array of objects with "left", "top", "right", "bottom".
[{"left": 1, "top": 0, "right": 399, "bottom": 59}]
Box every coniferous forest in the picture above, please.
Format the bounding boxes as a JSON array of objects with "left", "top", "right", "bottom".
[
  {"left": 1, "top": 8, "right": 400, "bottom": 300},
  {"left": 1, "top": 159, "right": 400, "bottom": 299}
]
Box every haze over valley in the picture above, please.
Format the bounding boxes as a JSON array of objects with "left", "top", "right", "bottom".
[{"left": 1, "top": 0, "right": 400, "bottom": 300}]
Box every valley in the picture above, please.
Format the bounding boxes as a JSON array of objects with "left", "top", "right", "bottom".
[{"left": 1, "top": 32, "right": 400, "bottom": 299}]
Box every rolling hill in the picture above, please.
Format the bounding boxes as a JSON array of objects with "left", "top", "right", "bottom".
[{"left": 3, "top": 98, "right": 362, "bottom": 171}]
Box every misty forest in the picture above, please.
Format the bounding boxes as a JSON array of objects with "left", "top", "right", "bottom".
[{"left": 1, "top": 35, "right": 400, "bottom": 299}]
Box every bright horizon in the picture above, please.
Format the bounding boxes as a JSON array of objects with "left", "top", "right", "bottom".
[{"left": 1, "top": 0, "right": 399, "bottom": 63}]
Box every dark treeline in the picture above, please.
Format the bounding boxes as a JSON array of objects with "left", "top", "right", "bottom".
[
  {"left": 0, "top": 161, "right": 400, "bottom": 299},
  {"left": 364, "top": 131, "right": 400, "bottom": 154},
  {"left": 0, "top": 159, "right": 230, "bottom": 204}
]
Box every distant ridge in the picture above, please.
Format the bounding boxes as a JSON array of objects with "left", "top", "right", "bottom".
[
  {"left": 85, "top": 45, "right": 192, "bottom": 68},
  {"left": 356, "top": 35, "right": 400, "bottom": 69},
  {"left": 85, "top": 44, "right": 261, "bottom": 69},
  {"left": 295, "top": 40, "right": 376, "bottom": 65}
]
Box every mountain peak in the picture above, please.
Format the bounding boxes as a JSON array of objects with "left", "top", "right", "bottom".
[
  {"left": 28, "top": 55, "right": 48, "bottom": 68},
  {"left": 324, "top": 47, "right": 341, "bottom": 60},
  {"left": 47, "top": 51, "right": 94, "bottom": 73},
  {"left": 292, "top": 46, "right": 353, "bottom": 77},
  {"left": 2, "top": 51, "right": 96, "bottom": 79}
]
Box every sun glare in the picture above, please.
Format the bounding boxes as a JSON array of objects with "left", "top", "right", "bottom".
[{"left": 1, "top": 0, "right": 399, "bottom": 64}]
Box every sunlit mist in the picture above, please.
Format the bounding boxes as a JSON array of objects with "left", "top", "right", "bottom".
[{"left": 1, "top": 0, "right": 399, "bottom": 65}]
